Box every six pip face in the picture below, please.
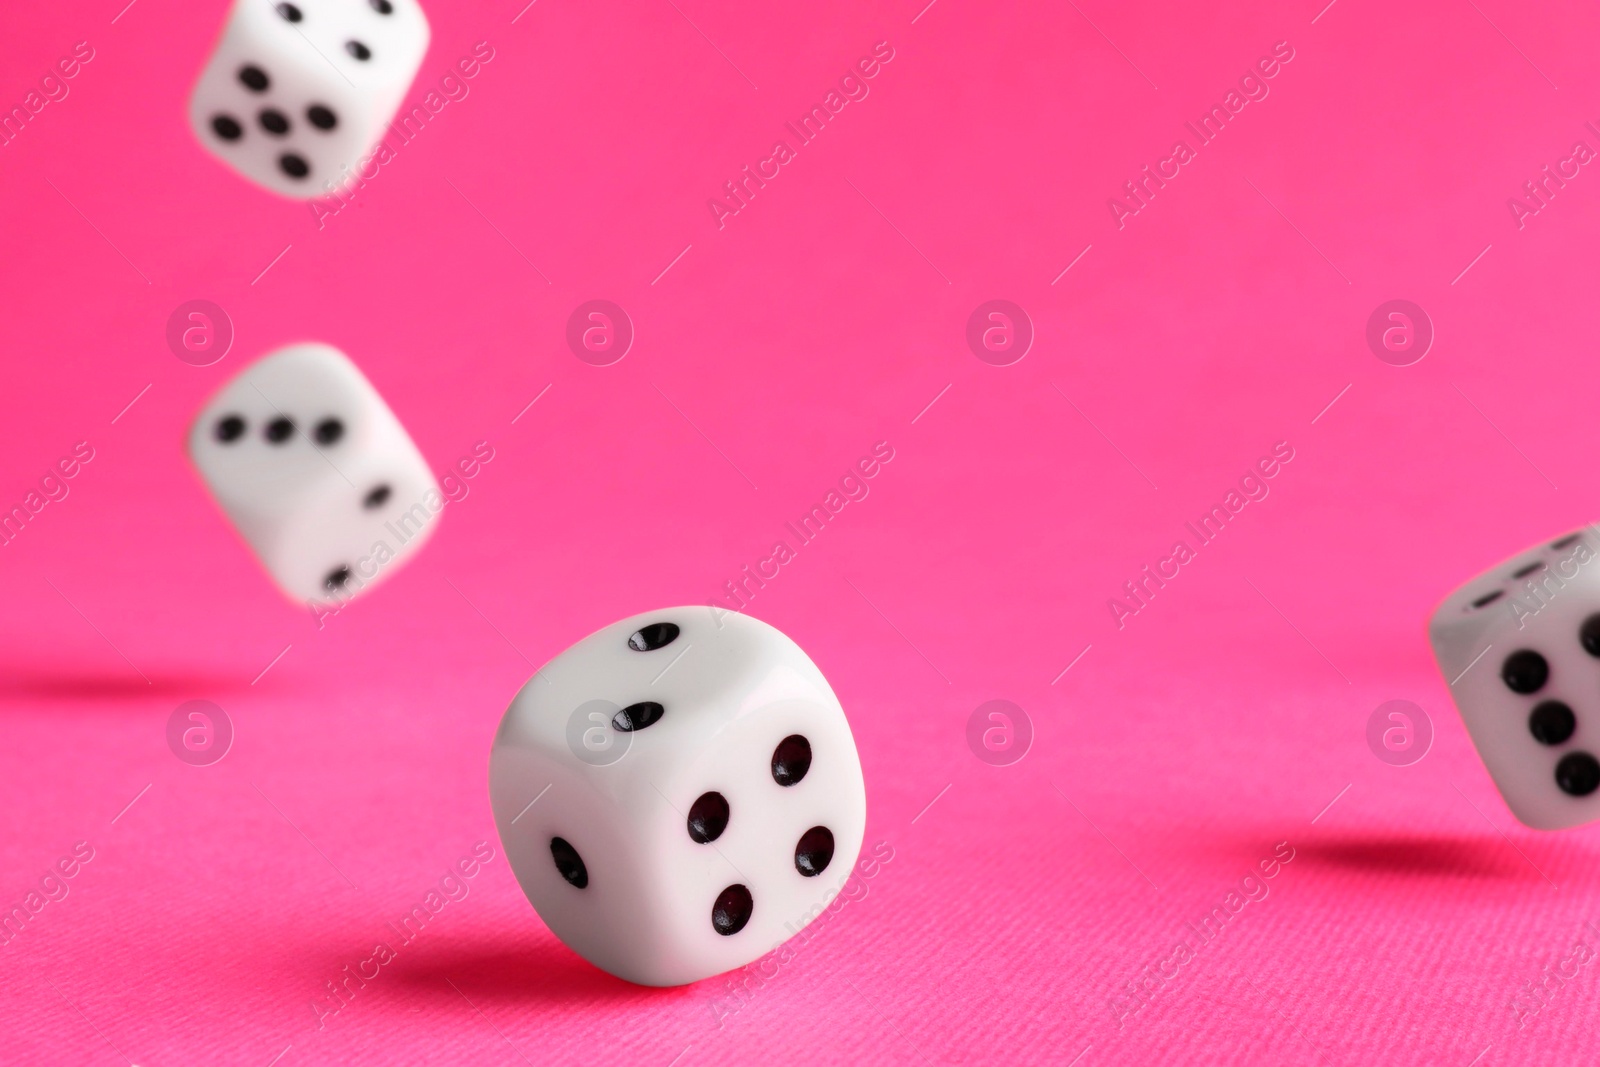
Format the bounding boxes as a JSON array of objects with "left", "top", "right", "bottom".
[
  {"left": 188, "top": 0, "right": 430, "bottom": 198},
  {"left": 187, "top": 343, "right": 441, "bottom": 606}
]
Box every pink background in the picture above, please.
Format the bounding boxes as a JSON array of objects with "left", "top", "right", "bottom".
[{"left": 4, "top": 0, "right": 1600, "bottom": 1062}]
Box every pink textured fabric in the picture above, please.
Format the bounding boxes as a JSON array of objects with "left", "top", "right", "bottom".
[{"left": 4, "top": 0, "right": 1600, "bottom": 1062}]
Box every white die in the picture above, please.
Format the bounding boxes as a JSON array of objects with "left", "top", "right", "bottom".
[
  {"left": 187, "top": 343, "right": 441, "bottom": 605},
  {"left": 1430, "top": 526, "right": 1600, "bottom": 829},
  {"left": 489, "top": 608, "right": 867, "bottom": 987},
  {"left": 188, "top": 0, "right": 430, "bottom": 199}
]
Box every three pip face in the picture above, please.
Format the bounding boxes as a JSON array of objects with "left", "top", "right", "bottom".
[
  {"left": 189, "top": 0, "right": 430, "bottom": 198},
  {"left": 490, "top": 609, "right": 868, "bottom": 987},
  {"left": 187, "top": 343, "right": 440, "bottom": 605},
  {"left": 1431, "top": 528, "right": 1600, "bottom": 829}
]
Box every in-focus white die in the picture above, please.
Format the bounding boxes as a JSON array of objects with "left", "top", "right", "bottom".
[
  {"left": 188, "top": 0, "right": 429, "bottom": 199},
  {"left": 490, "top": 608, "right": 867, "bottom": 987},
  {"left": 1430, "top": 526, "right": 1600, "bottom": 829},
  {"left": 187, "top": 343, "right": 441, "bottom": 605}
]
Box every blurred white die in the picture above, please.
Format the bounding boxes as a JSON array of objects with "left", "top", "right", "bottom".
[
  {"left": 188, "top": 0, "right": 430, "bottom": 198},
  {"left": 1430, "top": 526, "right": 1600, "bottom": 828},
  {"left": 490, "top": 608, "right": 867, "bottom": 987},
  {"left": 187, "top": 343, "right": 440, "bottom": 605}
]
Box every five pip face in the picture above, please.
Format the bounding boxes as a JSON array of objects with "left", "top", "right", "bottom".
[
  {"left": 187, "top": 343, "right": 440, "bottom": 605},
  {"left": 189, "top": 0, "right": 430, "bottom": 198},
  {"left": 1430, "top": 527, "right": 1600, "bottom": 830}
]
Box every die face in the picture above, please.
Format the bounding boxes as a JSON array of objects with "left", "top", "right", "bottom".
[
  {"left": 189, "top": 0, "right": 430, "bottom": 199},
  {"left": 1430, "top": 528, "right": 1600, "bottom": 829},
  {"left": 189, "top": 345, "right": 378, "bottom": 512},
  {"left": 491, "top": 746, "right": 661, "bottom": 982},
  {"left": 489, "top": 608, "right": 867, "bottom": 987},
  {"left": 648, "top": 694, "right": 865, "bottom": 983},
  {"left": 187, "top": 343, "right": 440, "bottom": 604}
]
